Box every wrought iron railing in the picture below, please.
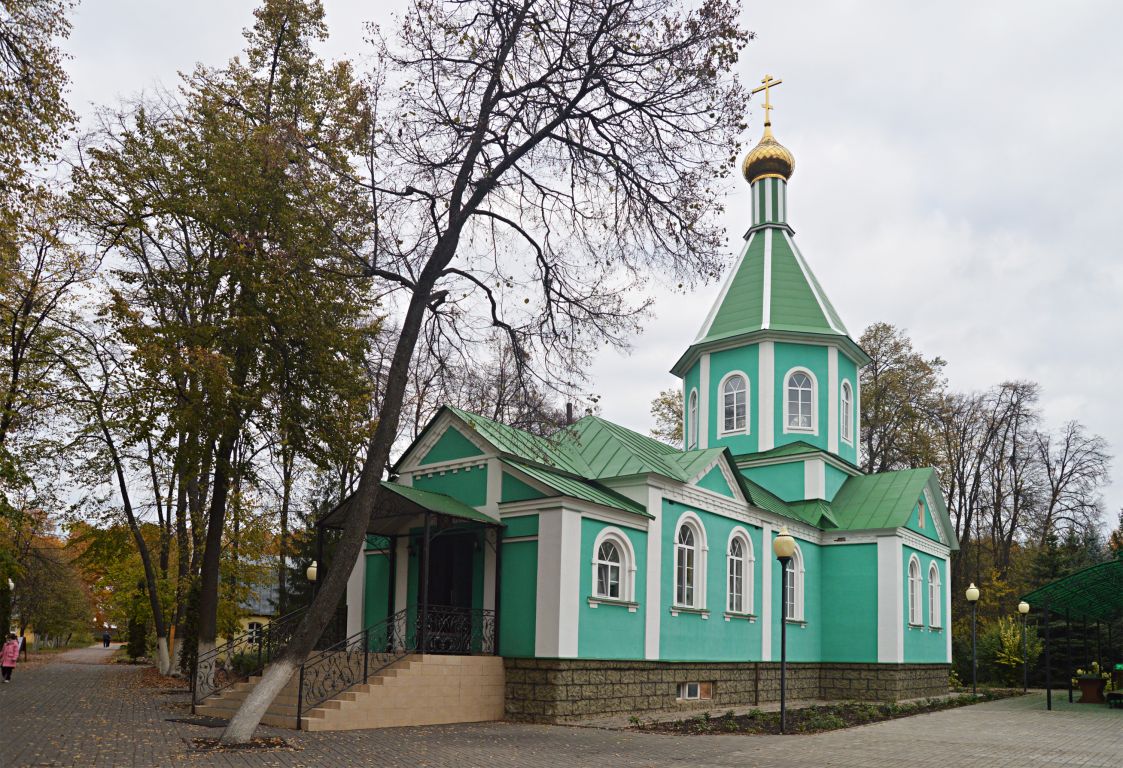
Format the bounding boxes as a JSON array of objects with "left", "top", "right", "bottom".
[
  {"left": 191, "top": 607, "right": 307, "bottom": 707},
  {"left": 295, "top": 605, "right": 496, "bottom": 728}
]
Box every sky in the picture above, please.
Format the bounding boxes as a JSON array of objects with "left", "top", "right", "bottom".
[{"left": 62, "top": 1, "right": 1123, "bottom": 523}]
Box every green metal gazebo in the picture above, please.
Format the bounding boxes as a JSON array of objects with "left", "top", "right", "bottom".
[{"left": 1020, "top": 557, "right": 1123, "bottom": 709}]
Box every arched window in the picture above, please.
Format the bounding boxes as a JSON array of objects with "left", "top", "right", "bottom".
[
  {"left": 674, "top": 515, "right": 706, "bottom": 609},
  {"left": 785, "top": 369, "right": 816, "bottom": 432},
  {"left": 727, "top": 529, "right": 754, "bottom": 614},
  {"left": 720, "top": 373, "right": 748, "bottom": 434},
  {"left": 908, "top": 556, "right": 922, "bottom": 625},
  {"left": 595, "top": 540, "right": 622, "bottom": 599},
  {"left": 840, "top": 380, "right": 853, "bottom": 443},
  {"left": 928, "top": 563, "right": 941, "bottom": 628},
  {"left": 782, "top": 543, "right": 805, "bottom": 621},
  {"left": 591, "top": 529, "right": 636, "bottom": 602},
  {"left": 687, "top": 389, "right": 699, "bottom": 449}
]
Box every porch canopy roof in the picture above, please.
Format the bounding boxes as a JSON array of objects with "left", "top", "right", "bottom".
[
  {"left": 1020, "top": 557, "right": 1123, "bottom": 622},
  {"left": 316, "top": 481, "right": 502, "bottom": 535}
]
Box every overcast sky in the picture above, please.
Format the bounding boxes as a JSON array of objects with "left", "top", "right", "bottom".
[{"left": 63, "top": 1, "right": 1123, "bottom": 525}]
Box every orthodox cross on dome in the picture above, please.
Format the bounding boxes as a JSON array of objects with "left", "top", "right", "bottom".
[{"left": 751, "top": 74, "right": 782, "bottom": 126}]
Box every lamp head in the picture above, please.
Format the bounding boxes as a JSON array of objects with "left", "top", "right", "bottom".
[
  {"left": 306, "top": 561, "right": 318, "bottom": 583},
  {"left": 965, "top": 583, "right": 980, "bottom": 603},
  {"left": 773, "top": 527, "right": 796, "bottom": 560},
  {"left": 1018, "top": 600, "right": 1030, "bottom": 615}
]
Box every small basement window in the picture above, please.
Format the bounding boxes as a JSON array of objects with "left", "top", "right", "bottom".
[{"left": 678, "top": 681, "right": 713, "bottom": 701}]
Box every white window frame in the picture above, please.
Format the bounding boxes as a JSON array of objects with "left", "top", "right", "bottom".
[
  {"left": 687, "top": 388, "right": 699, "bottom": 449},
  {"left": 917, "top": 496, "right": 926, "bottom": 530},
  {"left": 717, "top": 371, "right": 750, "bottom": 436},
  {"left": 840, "top": 379, "right": 854, "bottom": 444},
  {"left": 781, "top": 541, "right": 805, "bottom": 621},
  {"left": 782, "top": 367, "right": 818, "bottom": 435},
  {"left": 591, "top": 527, "right": 637, "bottom": 602},
  {"left": 673, "top": 512, "right": 707, "bottom": 610},
  {"left": 928, "top": 562, "right": 941, "bottom": 628},
  {"left": 908, "top": 555, "right": 923, "bottom": 626},
  {"left": 726, "top": 527, "right": 754, "bottom": 615}
]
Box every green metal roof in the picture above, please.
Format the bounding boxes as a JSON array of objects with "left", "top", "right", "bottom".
[
  {"left": 502, "top": 459, "right": 651, "bottom": 517},
  {"left": 379, "top": 481, "right": 501, "bottom": 526},
  {"left": 829, "top": 469, "right": 935, "bottom": 530},
  {"left": 445, "top": 406, "right": 591, "bottom": 475},
  {"left": 692, "top": 229, "right": 849, "bottom": 346},
  {"left": 1021, "top": 558, "right": 1123, "bottom": 622}
]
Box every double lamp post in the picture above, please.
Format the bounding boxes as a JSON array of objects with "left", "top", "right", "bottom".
[{"left": 966, "top": 582, "right": 1032, "bottom": 696}]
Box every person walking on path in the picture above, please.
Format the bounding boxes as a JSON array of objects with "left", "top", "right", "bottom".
[
  {"left": 102, "top": 631, "right": 110, "bottom": 649},
  {"left": 2, "top": 633, "right": 19, "bottom": 682}
]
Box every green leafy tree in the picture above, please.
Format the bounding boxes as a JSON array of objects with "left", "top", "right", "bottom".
[
  {"left": 650, "top": 387, "right": 684, "bottom": 446},
  {"left": 859, "top": 322, "right": 946, "bottom": 474},
  {"left": 72, "top": 0, "right": 376, "bottom": 663}
]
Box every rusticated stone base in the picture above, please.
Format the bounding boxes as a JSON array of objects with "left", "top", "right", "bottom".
[{"left": 503, "top": 658, "right": 950, "bottom": 722}]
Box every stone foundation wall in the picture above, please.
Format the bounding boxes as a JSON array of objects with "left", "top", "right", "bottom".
[{"left": 504, "top": 658, "right": 950, "bottom": 722}]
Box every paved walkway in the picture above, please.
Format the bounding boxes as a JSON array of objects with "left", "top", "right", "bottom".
[{"left": 1, "top": 649, "right": 1120, "bottom": 767}]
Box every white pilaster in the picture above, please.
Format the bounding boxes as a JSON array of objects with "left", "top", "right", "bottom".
[
  {"left": 535, "top": 507, "right": 582, "bottom": 658},
  {"left": 394, "top": 535, "right": 409, "bottom": 614},
  {"left": 827, "top": 346, "right": 839, "bottom": 454},
  {"left": 944, "top": 554, "right": 953, "bottom": 663},
  {"left": 346, "top": 548, "right": 366, "bottom": 636},
  {"left": 760, "top": 523, "right": 772, "bottom": 661},
  {"left": 644, "top": 487, "right": 663, "bottom": 660},
  {"left": 877, "top": 536, "right": 904, "bottom": 663},
  {"left": 485, "top": 457, "right": 501, "bottom": 514},
  {"left": 482, "top": 528, "right": 497, "bottom": 611},
  {"left": 558, "top": 508, "right": 582, "bottom": 657},
  {"left": 699, "top": 353, "right": 711, "bottom": 449},
  {"left": 803, "top": 458, "right": 826, "bottom": 500}
]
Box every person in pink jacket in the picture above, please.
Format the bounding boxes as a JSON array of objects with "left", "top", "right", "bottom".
[{"left": 1, "top": 633, "right": 19, "bottom": 682}]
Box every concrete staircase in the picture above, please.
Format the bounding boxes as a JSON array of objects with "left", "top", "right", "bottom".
[{"left": 195, "top": 653, "right": 505, "bottom": 731}]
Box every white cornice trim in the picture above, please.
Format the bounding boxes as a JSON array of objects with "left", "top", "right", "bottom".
[{"left": 735, "top": 450, "right": 861, "bottom": 477}]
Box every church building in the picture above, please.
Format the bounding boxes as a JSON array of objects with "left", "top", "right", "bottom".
[{"left": 329, "top": 79, "right": 956, "bottom": 726}]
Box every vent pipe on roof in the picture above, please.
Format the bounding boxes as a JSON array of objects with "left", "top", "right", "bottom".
[{"left": 565, "top": 402, "right": 574, "bottom": 425}]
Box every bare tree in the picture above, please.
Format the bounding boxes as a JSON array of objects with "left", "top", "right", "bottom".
[
  {"left": 1032, "top": 421, "right": 1109, "bottom": 546},
  {"left": 222, "top": 0, "right": 749, "bottom": 743}
]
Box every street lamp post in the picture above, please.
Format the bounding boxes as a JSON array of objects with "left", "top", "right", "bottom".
[
  {"left": 306, "top": 560, "right": 318, "bottom": 603},
  {"left": 773, "top": 527, "right": 796, "bottom": 734},
  {"left": 966, "top": 583, "right": 980, "bottom": 694},
  {"left": 1018, "top": 600, "right": 1030, "bottom": 694}
]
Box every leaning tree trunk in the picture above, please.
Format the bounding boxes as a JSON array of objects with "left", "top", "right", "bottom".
[{"left": 219, "top": 267, "right": 442, "bottom": 743}]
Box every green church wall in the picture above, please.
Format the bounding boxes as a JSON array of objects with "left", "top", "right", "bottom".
[
  {"left": 768, "top": 529, "right": 822, "bottom": 662},
  {"left": 659, "top": 500, "right": 764, "bottom": 661},
  {"left": 903, "top": 496, "right": 942, "bottom": 543},
  {"left": 773, "top": 342, "right": 829, "bottom": 453},
  {"left": 502, "top": 514, "right": 539, "bottom": 538},
  {"left": 577, "top": 518, "right": 647, "bottom": 659},
  {"left": 742, "top": 462, "right": 805, "bottom": 503},
  {"left": 363, "top": 550, "right": 392, "bottom": 628},
  {"left": 683, "top": 362, "right": 701, "bottom": 450},
  {"left": 837, "top": 354, "right": 859, "bottom": 465},
  {"left": 412, "top": 464, "right": 488, "bottom": 507},
  {"left": 902, "top": 545, "right": 947, "bottom": 663},
  {"left": 709, "top": 345, "right": 759, "bottom": 454},
  {"left": 419, "top": 426, "right": 484, "bottom": 465},
  {"left": 820, "top": 544, "right": 877, "bottom": 662},
  {"left": 696, "top": 465, "right": 735, "bottom": 498},
  {"left": 499, "top": 514, "right": 538, "bottom": 656},
  {"left": 501, "top": 471, "right": 546, "bottom": 503},
  {"left": 824, "top": 464, "right": 849, "bottom": 502},
  {"left": 500, "top": 539, "right": 538, "bottom": 656}
]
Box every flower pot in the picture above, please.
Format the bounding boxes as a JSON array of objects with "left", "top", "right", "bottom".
[{"left": 1075, "top": 677, "right": 1106, "bottom": 704}]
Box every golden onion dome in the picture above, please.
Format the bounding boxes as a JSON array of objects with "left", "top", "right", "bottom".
[{"left": 741, "top": 122, "right": 795, "bottom": 185}]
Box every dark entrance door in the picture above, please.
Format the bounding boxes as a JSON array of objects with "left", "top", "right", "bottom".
[{"left": 426, "top": 533, "right": 475, "bottom": 608}]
